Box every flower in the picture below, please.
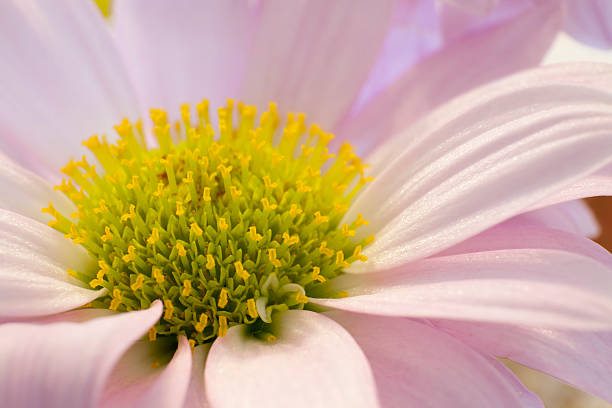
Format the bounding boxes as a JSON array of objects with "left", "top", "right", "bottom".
[{"left": 1, "top": 1, "right": 612, "bottom": 408}]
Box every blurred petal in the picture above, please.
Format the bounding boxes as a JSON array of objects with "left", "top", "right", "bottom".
[
  {"left": 0, "top": 209, "right": 104, "bottom": 318},
  {"left": 313, "top": 249, "right": 612, "bottom": 329},
  {"left": 509, "top": 200, "right": 600, "bottom": 238},
  {"left": 347, "top": 63, "right": 612, "bottom": 270},
  {"left": 0, "top": 151, "right": 76, "bottom": 223},
  {"left": 434, "top": 320, "right": 612, "bottom": 403},
  {"left": 239, "top": 0, "right": 394, "bottom": 130},
  {"left": 0, "top": 0, "right": 139, "bottom": 179},
  {"left": 327, "top": 312, "right": 542, "bottom": 408},
  {"left": 101, "top": 336, "right": 192, "bottom": 408},
  {"left": 564, "top": 0, "right": 612, "bottom": 49},
  {"left": 184, "top": 344, "right": 211, "bottom": 408},
  {"left": 113, "top": 0, "right": 258, "bottom": 119},
  {"left": 440, "top": 0, "right": 500, "bottom": 14},
  {"left": 0, "top": 302, "right": 162, "bottom": 408},
  {"left": 337, "top": 0, "right": 560, "bottom": 153},
  {"left": 205, "top": 310, "right": 379, "bottom": 408}
]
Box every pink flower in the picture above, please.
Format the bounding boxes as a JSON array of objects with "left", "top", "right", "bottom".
[{"left": 1, "top": 1, "right": 612, "bottom": 408}]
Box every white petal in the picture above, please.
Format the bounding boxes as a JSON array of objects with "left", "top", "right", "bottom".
[
  {"left": 347, "top": 63, "right": 612, "bottom": 271},
  {"left": 0, "top": 302, "right": 162, "bottom": 408},
  {"left": 0, "top": 0, "right": 139, "bottom": 178},
  {"left": 205, "top": 310, "right": 379, "bottom": 408},
  {"left": 314, "top": 249, "right": 612, "bottom": 330},
  {"left": 0, "top": 209, "right": 103, "bottom": 318},
  {"left": 510, "top": 200, "right": 600, "bottom": 238},
  {"left": 184, "top": 344, "right": 211, "bottom": 408}
]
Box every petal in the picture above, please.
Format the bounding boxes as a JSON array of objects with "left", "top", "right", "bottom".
[
  {"left": 239, "top": 0, "right": 394, "bottom": 130},
  {"left": 0, "top": 151, "right": 76, "bottom": 223},
  {"left": 101, "top": 336, "right": 192, "bottom": 408},
  {"left": 184, "top": 344, "right": 211, "bottom": 408},
  {"left": 0, "top": 209, "right": 104, "bottom": 318},
  {"left": 532, "top": 163, "right": 612, "bottom": 209},
  {"left": 564, "top": 0, "right": 612, "bottom": 49},
  {"left": 0, "top": 301, "right": 162, "bottom": 408},
  {"left": 0, "top": 0, "right": 139, "bottom": 178},
  {"left": 112, "top": 0, "right": 259, "bottom": 119},
  {"left": 434, "top": 320, "right": 612, "bottom": 403},
  {"left": 313, "top": 249, "right": 612, "bottom": 329},
  {"left": 435, "top": 222, "right": 612, "bottom": 269},
  {"left": 508, "top": 200, "right": 600, "bottom": 238},
  {"left": 440, "top": 0, "right": 500, "bottom": 15},
  {"left": 205, "top": 310, "right": 379, "bottom": 408},
  {"left": 347, "top": 63, "right": 612, "bottom": 271},
  {"left": 337, "top": 0, "right": 561, "bottom": 158},
  {"left": 326, "top": 312, "right": 542, "bottom": 408}
]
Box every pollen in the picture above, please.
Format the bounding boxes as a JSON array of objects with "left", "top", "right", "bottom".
[{"left": 46, "top": 100, "right": 373, "bottom": 345}]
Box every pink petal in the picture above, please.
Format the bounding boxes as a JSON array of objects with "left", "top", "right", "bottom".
[
  {"left": 434, "top": 320, "right": 612, "bottom": 403},
  {"left": 101, "top": 336, "right": 192, "bottom": 408},
  {"left": 0, "top": 151, "right": 76, "bottom": 223},
  {"left": 507, "top": 200, "right": 600, "bottom": 238},
  {"left": 337, "top": 0, "right": 560, "bottom": 154},
  {"left": 347, "top": 63, "right": 612, "bottom": 271},
  {"left": 113, "top": 0, "right": 258, "bottom": 119},
  {"left": 0, "top": 209, "right": 104, "bottom": 318},
  {"left": 205, "top": 310, "right": 379, "bottom": 408},
  {"left": 0, "top": 0, "right": 139, "bottom": 179},
  {"left": 440, "top": 0, "right": 500, "bottom": 15},
  {"left": 184, "top": 344, "right": 211, "bottom": 408},
  {"left": 0, "top": 301, "right": 162, "bottom": 408},
  {"left": 313, "top": 249, "right": 612, "bottom": 329},
  {"left": 326, "top": 311, "right": 542, "bottom": 407},
  {"left": 240, "top": 0, "right": 394, "bottom": 130},
  {"left": 435, "top": 222, "right": 612, "bottom": 269},
  {"left": 564, "top": 0, "right": 612, "bottom": 48},
  {"left": 531, "top": 163, "right": 612, "bottom": 209}
]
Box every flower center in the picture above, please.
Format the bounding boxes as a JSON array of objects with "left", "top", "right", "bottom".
[{"left": 43, "top": 100, "right": 373, "bottom": 346}]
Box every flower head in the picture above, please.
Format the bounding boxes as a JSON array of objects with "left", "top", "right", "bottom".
[{"left": 1, "top": 1, "right": 612, "bottom": 408}]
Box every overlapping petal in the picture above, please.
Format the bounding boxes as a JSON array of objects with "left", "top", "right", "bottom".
[
  {"left": 434, "top": 320, "right": 612, "bottom": 403},
  {"left": 100, "top": 336, "right": 192, "bottom": 408},
  {"left": 314, "top": 249, "right": 612, "bottom": 329},
  {"left": 205, "top": 310, "right": 379, "bottom": 408},
  {"left": 0, "top": 152, "right": 76, "bottom": 223},
  {"left": 346, "top": 63, "right": 612, "bottom": 270},
  {"left": 184, "top": 344, "right": 211, "bottom": 408},
  {"left": 327, "top": 311, "right": 543, "bottom": 408},
  {"left": 564, "top": 0, "right": 612, "bottom": 48},
  {"left": 0, "top": 0, "right": 139, "bottom": 179},
  {"left": 0, "top": 209, "right": 104, "bottom": 318},
  {"left": 0, "top": 302, "right": 162, "bottom": 408},
  {"left": 337, "top": 0, "right": 560, "bottom": 154}
]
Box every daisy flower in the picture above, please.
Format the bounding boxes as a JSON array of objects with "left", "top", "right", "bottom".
[{"left": 1, "top": 1, "right": 612, "bottom": 408}]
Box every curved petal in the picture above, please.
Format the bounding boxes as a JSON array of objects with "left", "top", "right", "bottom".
[
  {"left": 0, "top": 151, "right": 76, "bottom": 223},
  {"left": 347, "top": 63, "right": 612, "bottom": 271},
  {"left": 0, "top": 209, "right": 104, "bottom": 318},
  {"left": 434, "top": 320, "right": 612, "bottom": 403},
  {"left": 205, "top": 310, "right": 379, "bottom": 408},
  {"left": 337, "top": 0, "right": 560, "bottom": 154},
  {"left": 503, "top": 200, "right": 599, "bottom": 238},
  {"left": 100, "top": 336, "right": 192, "bottom": 408},
  {"left": 0, "top": 301, "right": 162, "bottom": 408},
  {"left": 184, "top": 344, "right": 211, "bottom": 408},
  {"left": 434, "top": 222, "right": 612, "bottom": 269},
  {"left": 532, "top": 163, "right": 612, "bottom": 209},
  {"left": 0, "top": 0, "right": 139, "bottom": 179},
  {"left": 313, "top": 249, "right": 612, "bottom": 329},
  {"left": 113, "top": 0, "right": 259, "bottom": 120},
  {"left": 564, "top": 0, "right": 612, "bottom": 49},
  {"left": 326, "top": 311, "right": 542, "bottom": 408}
]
